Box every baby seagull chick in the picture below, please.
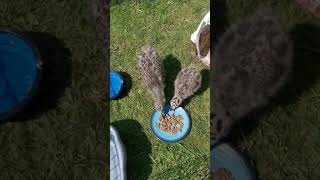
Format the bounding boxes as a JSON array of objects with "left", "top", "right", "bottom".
[
  {"left": 170, "top": 64, "right": 202, "bottom": 109},
  {"left": 137, "top": 45, "right": 164, "bottom": 112},
  {"left": 211, "top": 8, "right": 293, "bottom": 145}
]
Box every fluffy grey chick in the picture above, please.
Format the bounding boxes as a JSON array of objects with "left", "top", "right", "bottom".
[
  {"left": 137, "top": 45, "right": 164, "bottom": 111},
  {"left": 170, "top": 64, "right": 202, "bottom": 109},
  {"left": 211, "top": 8, "right": 293, "bottom": 145}
]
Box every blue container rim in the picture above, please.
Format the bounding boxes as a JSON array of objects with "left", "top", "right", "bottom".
[
  {"left": 150, "top": 106, "right": 192, "bottom": 143},
  {"left": 0, "top": 28, "right": 42, "bottom": 121},
  {"left": 110, "top": 70, "right": 124, "bottom": 100},
  {"left": 210, "top": 143, "right": 257, "bottom": 180}
]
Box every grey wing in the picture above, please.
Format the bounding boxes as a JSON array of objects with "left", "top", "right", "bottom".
[
  {"left": 137, "top": 58, "right": 148, "bottom": 82},
  {"left": 192, "top": 70, "right": 202, "bottom": 93},
  {"left": 174, "top": 66, "right": 197, "bottom": 99},
  {"left": 173, "top": 68, "right": 186, "bottom": 96},
  {"left": 151, "top": 58, "right": 163, "bottom": 85},
  {"left": 184, "top": 67, "right": 201, "bottom": 97}
]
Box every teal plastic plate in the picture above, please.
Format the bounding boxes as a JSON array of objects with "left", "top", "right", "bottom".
[
  {"left": 211, "top": 143, "right": 256, "bottom": 180},
  {"left": 151, "top": 105, "right": 191, "bottom": 142}
]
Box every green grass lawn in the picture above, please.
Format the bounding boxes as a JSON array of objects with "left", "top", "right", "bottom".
[
  {"left": 110, "top": 0, "right": 210, "bottom": 179},
  {"left": 0, "top": 1, "right": 107, "bottom": 179},
  {"left": 218, "top": 0, "right": 320, "bottom": 179}
]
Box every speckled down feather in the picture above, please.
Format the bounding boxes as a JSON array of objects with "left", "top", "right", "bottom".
[
  {"left": 211, "top": 8, "right": 293, "bottom": 145},
  {"left": 170, "top": 64, "right": 202, "bottom": 109},
  {"left": 137, "top": 45, "right": 164, "bottom": 111}
]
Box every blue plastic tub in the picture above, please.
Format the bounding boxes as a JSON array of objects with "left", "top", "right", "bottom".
[
  {"left": 110, "top": 70, "right": 123, "bottom": 100},
  {"left": 0, "top": 29, "right": 41, "bottom": 121}
]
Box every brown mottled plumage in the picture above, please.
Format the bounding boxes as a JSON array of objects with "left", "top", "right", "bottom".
[
  {"left": 211, "top": 8, "right": 293, "bottom": 145},
  {"left": 170, "top": 64, "right": 202, "bottom": 109},
  {"left": 137, "top": 45, "right": 164, "bottom": 111}
]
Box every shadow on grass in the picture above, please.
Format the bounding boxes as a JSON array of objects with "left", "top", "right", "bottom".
[
  {"left": 110, "top": 0, "right": 128, "bottom": 6},
  {"left": 226, "top": 23, "right": 320, "bottom": 145},
  {"left": 197, "top": 69, "right": 210, "bottom": 96},
  {"left": 111, "top": 119, "right": 152, "bottom": 180},
  {"left": 4, "top": 32, "right": 72, "bottom": 123},
  {"left": 275, "top": 23, "right": 320, "bottom": 106},
  {"left": 114, "top": 71, "right": 132, "bottom": 100},
  {"left": 163, "top": 54, "right": 181, "bottom": 104}
]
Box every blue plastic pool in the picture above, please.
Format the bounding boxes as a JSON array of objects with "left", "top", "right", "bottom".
[
  {"left": 151, "top": 105, "right": 191, "bottom": 142},
  {"left": 110, "top": 70, "right": 123, "bottom": 100},
  {"left": 0, "top": 30, "right": 40, "bottom": 120}
]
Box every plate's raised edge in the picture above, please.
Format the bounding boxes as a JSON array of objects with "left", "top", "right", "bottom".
[
  {"left": 150, "top": 106, "right": 192, "bottom": 143},
  {"left": 210, "top": 143, "right": 257, "bottom": 180}
]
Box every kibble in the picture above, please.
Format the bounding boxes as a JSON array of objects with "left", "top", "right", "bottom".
[{"left": 155, "top": 114, "right": 183, "bottom": 135}]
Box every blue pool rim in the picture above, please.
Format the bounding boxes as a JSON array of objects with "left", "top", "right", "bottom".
[
  {"left": 150, "top": 105, "right": 192, "bottom": 143},
  {"left": 110, "top": 70, "right": 124, "bottom": 100},
  {"left": 0, "top": 28, "right": 42, "bottom": 121}
]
